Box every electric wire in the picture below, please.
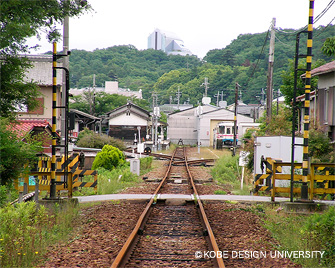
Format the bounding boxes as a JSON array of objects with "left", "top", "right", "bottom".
[
  {"left": 275, "top": 0, "right": 335, "bottom": 35},
  {"left": 239, "top": 29, "right": 270, "bottom": 91}
]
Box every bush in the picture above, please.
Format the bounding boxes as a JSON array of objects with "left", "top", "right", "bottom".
[
  {"left": 76, "top": 128, "right": 125, "bottom": 150},
  {"left": 309, "top": 128, "right": 334, "bottom": 163},
  {"left": 0, "top": 184, "right": 18, "bottom": 207},
  {"left": 92, "top": 145, "right": 125, "bottom": 170}
]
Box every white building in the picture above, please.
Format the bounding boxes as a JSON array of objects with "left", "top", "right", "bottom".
[
  {"left": 147, "top": 28, "right": 192, "bottom": 56},
  {"left": 70, "top": 81, "right": 142, "bottom": 99},
  {"left": 167, "top": 105, "right": 257, "bottom": 146}
]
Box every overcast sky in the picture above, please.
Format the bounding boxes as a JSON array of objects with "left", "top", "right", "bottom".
[{"left": 27, "top": 0, "right": 335, "bottom": 58}]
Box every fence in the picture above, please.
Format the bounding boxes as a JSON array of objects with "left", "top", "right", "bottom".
[
  {"left": 15, "top": 154, "right": 97, "bottom": 198},
  {"left": 254, "top": 158, "right": 335, "bottom": 201}
]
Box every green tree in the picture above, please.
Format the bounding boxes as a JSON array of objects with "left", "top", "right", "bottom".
[
  {"left": 0, "top": 0, "right": 91, "bottom": 118},
  {"left": 0, "top": 119, "right": 43, "bottom": 185},
  {"left": 92, "top": 145, "right": 125, "bottom": 170},
  {"left": 280, "top": 59, "right": 323, "bottom": 106},
  {"left": 321, "top": 37, "right": 335, "bottom": 57}
]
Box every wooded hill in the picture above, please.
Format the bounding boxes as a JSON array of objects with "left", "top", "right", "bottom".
[{"left": 69, "top": 25, "right": 334, "bottom": 106}]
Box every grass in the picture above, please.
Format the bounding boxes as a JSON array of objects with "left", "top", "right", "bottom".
[
  {"left": 262, "top": 205, "right": 335, "bottom": 267},
  {"left": 72, "top": 157, "right": 154, "bottom": 196},
  {"left": 0, "top": 201, "right": 78, "bottom": 268}
]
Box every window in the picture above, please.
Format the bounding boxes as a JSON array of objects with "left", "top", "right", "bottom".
[
  {"left": 227, "top": 127, "right": 231, "bottom": 134},
  {"left": 219, "top": 126, "right": 225, "bottom": 134},
  {"left": 28, "top": 98, "right": 44, "bottom": 115}
]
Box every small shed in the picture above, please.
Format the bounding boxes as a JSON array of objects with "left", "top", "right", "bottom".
[
  {"left": 105, "top": 102, "right": 151, "bottom": 144},
  {"left": 69, "top": 109, "right": 101, "bottom": 138}
]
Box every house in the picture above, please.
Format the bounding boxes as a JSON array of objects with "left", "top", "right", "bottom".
[
  {"left": 299, "top": 60, "right": 335, "bottom": 142},
  {"left": 167, "top": 105, "right": 257, "bottom": 146},
  {"left": 227, "top": 101, "right": 264, "bottom": 121},
  {"left": 105, "top": 102, "right": 151, "bottom": 144},
  {"left": 11, "top": 119, "right": 59, "bottom": 154},
  {"left": 69, "top": 109, "right": 101, "bottom": 138},
  {"left": 17, "top": 55, "right": 63, "bottom": 129}
]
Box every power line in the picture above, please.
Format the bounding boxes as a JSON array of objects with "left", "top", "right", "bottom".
[
  {"left": 275, "top": 0, "right": 335, "bottom": 35},
  {"left": 241, "top": 29, "right": 270, "bottom": 89}
]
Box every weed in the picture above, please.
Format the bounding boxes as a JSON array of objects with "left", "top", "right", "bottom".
[
  {"left": 214, "top": 190, "right": 227, "bottom": 195},
  {"left": 263, "top": 205, "right": 335, "bottom": 267},
  {"left": 0, "top": 201, "right": 78, "bottom": 267}
]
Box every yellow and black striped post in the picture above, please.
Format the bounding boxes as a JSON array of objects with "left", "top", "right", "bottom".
[
  {"left": 50, "top": 42, "right": 57, "bottom": 199},
  {"left": 301, "top": 0, "right": 314, "bottom": 200}
]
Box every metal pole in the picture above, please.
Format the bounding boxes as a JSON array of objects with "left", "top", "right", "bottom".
[
  {"left": 290, "top": 31, "right": 307, "bottom": 202},
  {"left": 50, "top": 42, "right": 57, "bottom": 199},
  {"left": 301, "top": 0, "right": 314, "bottom": 200},
  {"left": 233, "top": 83, "right": 239, "bottom": 156}
]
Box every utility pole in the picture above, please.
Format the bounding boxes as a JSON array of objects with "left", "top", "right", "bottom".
[
  {"left": 61, "top": 16, "right": 69, "bottom": 155},
  {"left": 202, "top": 77, "right": 209, "bottom": 97},
  {"left": 232, "top": 83, "right": 239, "bottom": 156},
  {"left": 176, "top": 86, "right": 181, "bottom": 110},
  {"left": 266, "top": 18, "right": 276, "bottom": 121},
  {"left": 93, "top": 74, "right": 96, "bottom": 116}
]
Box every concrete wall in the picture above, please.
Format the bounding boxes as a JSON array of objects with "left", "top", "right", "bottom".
[
  {"left": 167, "top": 105, "right": 217, "bottom": 144},
  {"left": 109, "top": 113, "right": 148, "bottom": 126}
]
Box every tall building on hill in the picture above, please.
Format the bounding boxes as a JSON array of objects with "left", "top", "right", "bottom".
[{"left": 147, "top": 28, "right": 192, "bottom": 56}]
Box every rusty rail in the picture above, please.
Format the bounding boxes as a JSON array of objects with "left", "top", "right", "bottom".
[
  {"left": 111, "top": 147, "right": 224, "bottom": 268},
  {"left": 183, "top": 147, "right": 225, "bottom": 268}
]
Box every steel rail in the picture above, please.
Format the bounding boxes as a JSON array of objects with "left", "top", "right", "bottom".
[
  {"left": 111, "top": 147, "right": 224, "bottom": 268},
  {"left": 110, "top": 149, "right": 177, "bottom": 268},
  {"left": 183, "top": 147, "right": 225, "bottom": 268}
]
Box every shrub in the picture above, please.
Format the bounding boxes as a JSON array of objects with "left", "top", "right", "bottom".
[
  {"left": 92, "top": 145, "right": 125, "bottom": 170},
  {"left": 76, "top": 128, "right": 125, "bottom": 150},
  {"left": 309, "top": 128, "right": 333, "bottom": 163}
]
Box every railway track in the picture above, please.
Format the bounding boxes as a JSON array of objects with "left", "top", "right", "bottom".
[{"left": 111, "top": 146, "right": 224, "bottom": 268}]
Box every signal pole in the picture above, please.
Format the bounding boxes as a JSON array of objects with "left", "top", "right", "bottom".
[
  {"left": 301, "top": 0, "right": 315, "bottom": 200},
  {"left": 232, "top": 82, "right": 239, "bottom": 156},
  {"left": 266, "top": 18, "right": 276, "bottom": 121}
]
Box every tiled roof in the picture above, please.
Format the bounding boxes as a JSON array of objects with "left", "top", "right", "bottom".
[
  {"left": 11, "top": 119, "right": 50, "bottom": 139},
  {"left": 310, "top": 60, "right": 335, "bottom": 77}
]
